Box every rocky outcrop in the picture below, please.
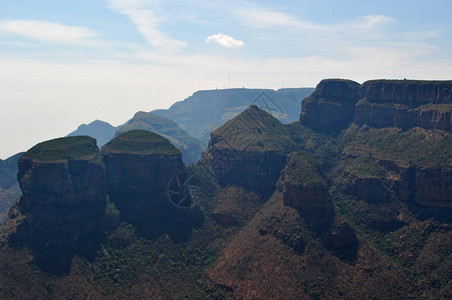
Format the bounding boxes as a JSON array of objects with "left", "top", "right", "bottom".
[
  {"left": 414, "top": 166, "right": 452, "bottom": 208},
  {"left": 115, "top": 112, "right": 204, "bottom": 164},
  {"left": 358, "top": 80, "right": 452, "bottom": 105},
  {"left": 152, "top": 87, "right": 315, "bottom": 146},
  {"left": 279, "top": 151, "right": 334, "bottom": 228},
  {"left": 102, "top": 130, "right": 202, "bottom": 239},
  {"left": 0, "top": 152, "right": 23, "bottom": 224},
  {"left": 354, "top": 80, "right": 452, "bottom": 131},
  {"left": 212, "top": 186, "right": 261, "bottom": 226},
  {"left": 300, "top": 79, "right": 361, "bottom": 132},
  {"left": 343, "top": 176, "right": 392, "bottom": 203},
  {"left": 300, "top": 79, "right": 451, "bottom": 132},
  {"left": 7, "top": 136, "right": 106, "bottom": 273},
  {"left": 340, "top": 158, "right": 452, "bottom": 209},
  {"left": 207, "top": 105, "right": 294, "bottom": 199}
]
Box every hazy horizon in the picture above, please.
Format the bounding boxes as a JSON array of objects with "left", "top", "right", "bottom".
[{"left": 1, "top": 0, "right": 451, "bottom": 158}]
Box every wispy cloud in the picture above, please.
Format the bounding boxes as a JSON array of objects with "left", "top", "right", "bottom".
[
  {"left": 235, "top": 7, "right": 394, "bottom": 32},
  {"left": 206, "top": 33, "right": 244, "bottom": 48},
  {"left": 107, "top": 0, "right": 187, "bottom": 52},
  {"left": 0, "top": 20, "right": 98, "bottom": 44}
]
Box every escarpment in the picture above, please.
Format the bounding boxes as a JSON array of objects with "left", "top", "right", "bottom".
[
  {"left": 354, "top": 80, "right": 452, "bottom": 131},
  {"left": 6, "top": 136, "right": 106, "bottom": 273},
  {"left": 335, "top": 126, "right": 452, "bottom": 209},
  {"left": 300, "top": 79, "right": 361, "bottom": 132},
  {"left": 207, "top": 105, "right": 294, "bottom": 199},
  {"left": 300, "top": 79, "right": 451, "bottom": 132},
  {"left": 102, "top": 130, "right": 202, "bottom": 239}
]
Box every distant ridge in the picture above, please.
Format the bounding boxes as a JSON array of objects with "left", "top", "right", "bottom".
[
  {"left": 152, "top": 87, "right": 314, "bottom": 146},
  {"left": 115, "top": 112, "right": 204, "bottom": 164},
  {"left": 67, "top": 120, "right": 117, "bottom": 147}
]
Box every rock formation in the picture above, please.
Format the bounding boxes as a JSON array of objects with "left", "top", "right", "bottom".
[
  {"left": 355, "top": 80, "right": 452, "bottom": 131},
  {"left": 279, "top": 151, "right": 334, "bottom": 228},
  {"left": 300, "top": 79, "right": 361, "bottom": 132},
  {"left": 7, "top": 136, "right": 106, "bottom": 273},
  {"left": 152, "top": 87, "right": 315, "bottom": 146},
  {"left": 301, "top": 79, "right": 451, "bottom": 132},
  {"left": 335, "top": 125, "right": 452, "bottom": 209},
  {"left": 0, "top": 152, "right": 23, "bottom": 224},
  {"left": 115, "top": 111, "right": 204, "bottom": 164},
  {"left": 358, "top": 80, "right": 452, "bottom": 105},
  {"left": 207, "top": 105, "right": 294, "bottom": 199},
  {"left": 102, "top": 130, "right": 202, "bottom": 239}
]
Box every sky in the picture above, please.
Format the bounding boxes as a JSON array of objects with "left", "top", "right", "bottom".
[{"left": 0, "top": 0, "right": 451, "bottom": 158}]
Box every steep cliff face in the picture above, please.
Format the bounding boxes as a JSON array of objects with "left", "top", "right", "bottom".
[
  {"left": 300, "top": 79, "right": 361, "bottom": 132},
  {"left": 208, "top": 105, "right": 294, "bottom": 199},
  {"left": 358, "top": 80, "right": 452, "bottom": 105},
  {"left": 7, "top": 136, "right": 106, "bottom": 272},
  {"left": 355, "top": 80, "right": 452, "bottom": 131},
  {"left": 336, "top": 125, "right": 452, "bottom": 209},
  {"left": 102, "top": 130, "right": 200, "bottom": 238},
  {"left": 0, "top": 152, "right": 23, "bottom": 224},
  {"left": 278, "top": 151, "right": 334, "bottom": 227}
]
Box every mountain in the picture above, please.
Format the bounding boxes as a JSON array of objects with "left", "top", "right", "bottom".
[
  {"left": 0, "top": 152, "right": 23, "bottom": 224},
  {"left": 67, "top": 120, "right": 118, "bottom": 147},
  {"left": 152, "top": 87, "right": 315, "bottom": 145},
  {"left": 0, "top": 79, "right": 450, "bottom": 298},
  {"left": 102, "top": 130, "right": 202, "bottom": 239},
  {"left": 115, "top": 111, "right": 204, "bottom": 164},
  {"left": 6, "top": 136, "right": 106, "bottom": 273}
]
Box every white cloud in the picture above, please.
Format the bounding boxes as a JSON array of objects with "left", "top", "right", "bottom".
[
  {"left": 107, "top": 0, "right": 187, "bottom": 52},
  {"left": 0, "top": 20, "right": 98, "bottom": 43},
  {"left": 349, "top": 15, "right": 396, "bottom": 30},
  {"left": 206, "top": 33, "right": 244, "bottom": 48},
  {"left": 235, "top": 8, "right": 394, "bottom": 33},
  {"left": 235, "top": 9, "right": 317, "bottom": 29}
]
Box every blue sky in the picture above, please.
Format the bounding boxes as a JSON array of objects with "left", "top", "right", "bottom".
[{"left": 0, "top": 0, "right": 451, "bottom": 158}]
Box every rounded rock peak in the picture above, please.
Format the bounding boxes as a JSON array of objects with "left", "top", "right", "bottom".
[
  {"left": 21, "top": 136, "right": 100, "bottom": 162},
  {"left": 102, "top": 129, "right": 181, "bottom": 155}
]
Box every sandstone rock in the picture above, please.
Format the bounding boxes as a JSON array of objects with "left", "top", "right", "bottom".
[
  {"left": 102, "top": 130, "right": 201, "bottom": 239},
  {"left": 300, "top": 79, "right": 361, "bottom": 132},
  {"left": 355, "top": 80, "right": 452, "bottom": 132},
  {"left": 279, "top": 151, "right": 334, "bottom": 228},
  {"left": 208, "top": 105, "right": 294, "bottom": 199},
  {"left": 415, "top": 166, "right": 452, "bottom": 208},
  {"left": 341, "top": 158, "right": 452, "bottom": 209},
  {"left": 8, "top": 136, "right": 106, "bottom": 273},
  {"left": 358, "top": 80, "right": 452, "bottom": 105},
  {"left": 343, "top": 176, "right": 391, "bottom": 203}
]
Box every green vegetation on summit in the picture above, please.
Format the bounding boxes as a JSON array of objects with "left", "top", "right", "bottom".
[
  {"left": 153, "top": 88, "right": 315, "bottom": 145},
  {"left": 103, "top": 130, "right": 180, "bottom": 155},
  {"left": 115, "top": 112, "right": 203, "bottom": 164},
  {"left": 21, "top": 136, "right": 101, "bottom": 162},
  {"left": 0, "top": 78, "right": 450, "bottom": 299},
  {"left": 283, "top": 151, "right": 327, "bottom": 185},
  {"left": 211, "top": 104, "right": 294, "bottom": 152}
]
